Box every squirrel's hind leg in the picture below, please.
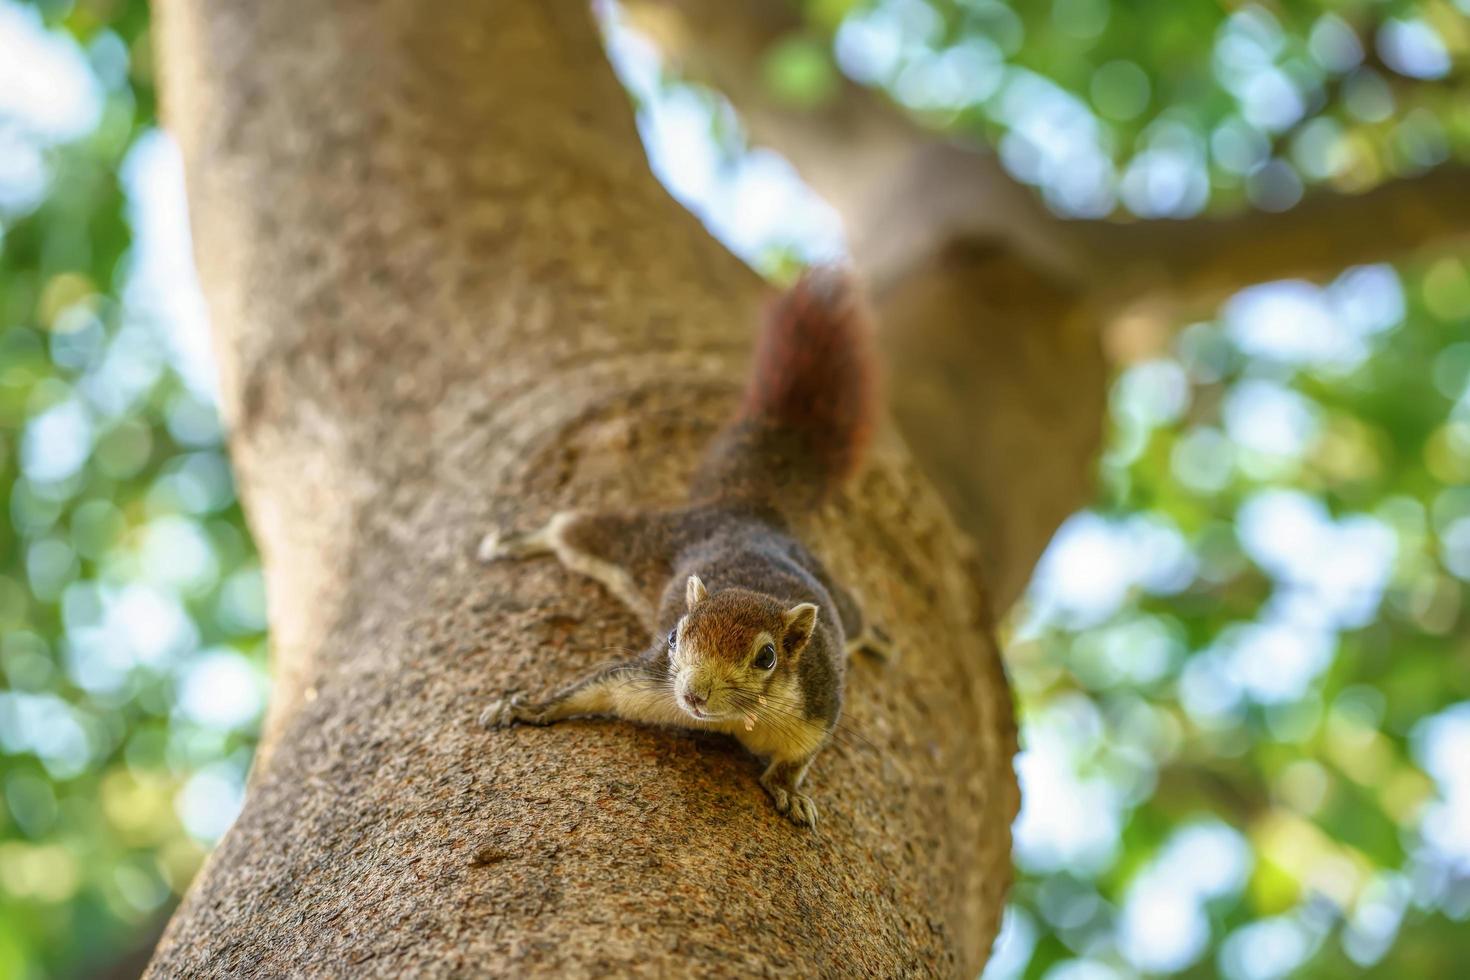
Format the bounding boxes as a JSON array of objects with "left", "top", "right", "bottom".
[
  {"left": 828, "top": 580, "right": 895, "bottom": 662},
  {"left": 479, "top": 510, "right": 672, "bottom": 627},
  {"left": 844, "top": 623, "right": 895, "bottom": 662},
  {"left": 478, "top": 519, "right": 559, "bottom": 562}
]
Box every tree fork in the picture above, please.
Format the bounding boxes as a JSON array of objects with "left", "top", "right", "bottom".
[
  {"left": 620, "top": 0, "right": 1108, "bottom": 610},
  {"left": 621, "top": 0, "right": 1470, "bottom": 611},
  {"left": 147, "top": 0, "right": 1018, "bottom": 975}
]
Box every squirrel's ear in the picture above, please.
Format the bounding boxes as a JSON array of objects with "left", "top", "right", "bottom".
[
  {"left": 781, "top": 603, "right": 819, "bottom": 656},
  {"left": 686, "top": 575, "right": 708, "bottom": 610}
]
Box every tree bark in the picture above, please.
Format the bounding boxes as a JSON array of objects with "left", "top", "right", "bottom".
[
  {"left": 1067, "top": 162, "right": 1470, "bottom": 301},
  {"left": 147, "top": 0, "right": 1018, "bottom": 975},
  {"left": 874, "top": 247, "right": 1103, "bottom": 610}
]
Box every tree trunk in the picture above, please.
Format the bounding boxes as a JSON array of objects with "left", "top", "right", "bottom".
[{"left": 146, "top": 0, "right": 1018, "bottom": 975}]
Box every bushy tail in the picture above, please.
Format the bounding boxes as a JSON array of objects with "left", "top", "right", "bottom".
[{"left": 691, "top": 267, "right": 878, "bottom": 509}]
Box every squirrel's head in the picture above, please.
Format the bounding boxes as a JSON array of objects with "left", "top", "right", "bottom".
[{"left": 667, "top": 575, "right": 818, "bottom": 722}]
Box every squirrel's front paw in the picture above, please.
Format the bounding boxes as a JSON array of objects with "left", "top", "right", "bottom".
[
  {"left": 761, "top": 777, "right": 819, "bottom": 828},
  {"left": 783, "top": 792, "right": 819, "bottom": 828},
  {"left": 478, "top": 693, "right": 530, "bottom": 729}
]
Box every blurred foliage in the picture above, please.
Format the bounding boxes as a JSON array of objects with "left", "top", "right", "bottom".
[
  {"left": 996, "top": 258, "right": 1470, "bottom": 980},
  {"left": 1, "top": 1, "right": 268, "bottom": 977},
  {"left": 2, "top": 0, "right": 1469, "bottom": 978},
  {"left": 823, "top": 0, "right": 1470, "bottom": 218}
]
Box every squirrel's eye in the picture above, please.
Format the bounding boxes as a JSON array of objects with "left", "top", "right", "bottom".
[
  {"left": 667, "top": 628, "right": 678, "bottom": 649},
  {"left": 753, "top": 643, "right": 777, "bottom": 670}
]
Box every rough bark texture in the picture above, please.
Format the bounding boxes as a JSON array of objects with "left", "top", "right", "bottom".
[{"left": 147, "top": 0, "right": 1018, "bottom": 976}]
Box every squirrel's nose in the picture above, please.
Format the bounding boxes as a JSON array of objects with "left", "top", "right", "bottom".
[{"left": 683, "top": 691, "right": 707, "bottom": 711}]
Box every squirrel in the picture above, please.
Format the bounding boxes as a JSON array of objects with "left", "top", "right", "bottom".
[{"left": 477, "top": 267, "right": 890, "bottom": 828}]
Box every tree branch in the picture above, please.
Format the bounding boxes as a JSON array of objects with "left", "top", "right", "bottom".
[
  {"left": 147, "top": 0, "right": 1017, "bottom": 974},
  {"left": 623, "top": 0, "right": 1470, "bottom": 299},
  {"left": 617, "top": 0, "right": 1086, "bottom": 286},
  {"left": 1075, "top": 162, "right": 1470, "bottom": 301}
]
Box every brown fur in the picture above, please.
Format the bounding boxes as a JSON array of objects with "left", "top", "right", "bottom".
[
  {"left": 479, "top": 269, "right": 882, "bottom": 827},
  {"left": 690, "top": 267, "right": 878, "bottom": 511}
]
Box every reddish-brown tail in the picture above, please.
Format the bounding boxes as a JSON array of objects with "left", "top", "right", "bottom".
[{"left": 691, "top": 267, "right": 878, "bottom": 509}]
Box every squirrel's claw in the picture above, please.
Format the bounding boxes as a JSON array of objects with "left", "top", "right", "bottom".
[
  {"left": 478, "top": 692, "right": 529, "bottom": 729},
  {"left": 476, "top": 531, "right": 506, "bottom": 563},
  {"left": 785, "top": 793, "right": 819, "bottom": 828},
  {"left": 846, "top": 624, "right": 896, "bottom": 663},
  {"left": 477, "top": 529, "right": 533, "bottom": 563},
  {"left": 761, "top": 771, "right": 820, "bottom": 829},
  {"left": 476, "top": 528, "right": 539, "bottom": 563},
  {"left": 478, "top": 515, "right": 569, "bottom": 564}
]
